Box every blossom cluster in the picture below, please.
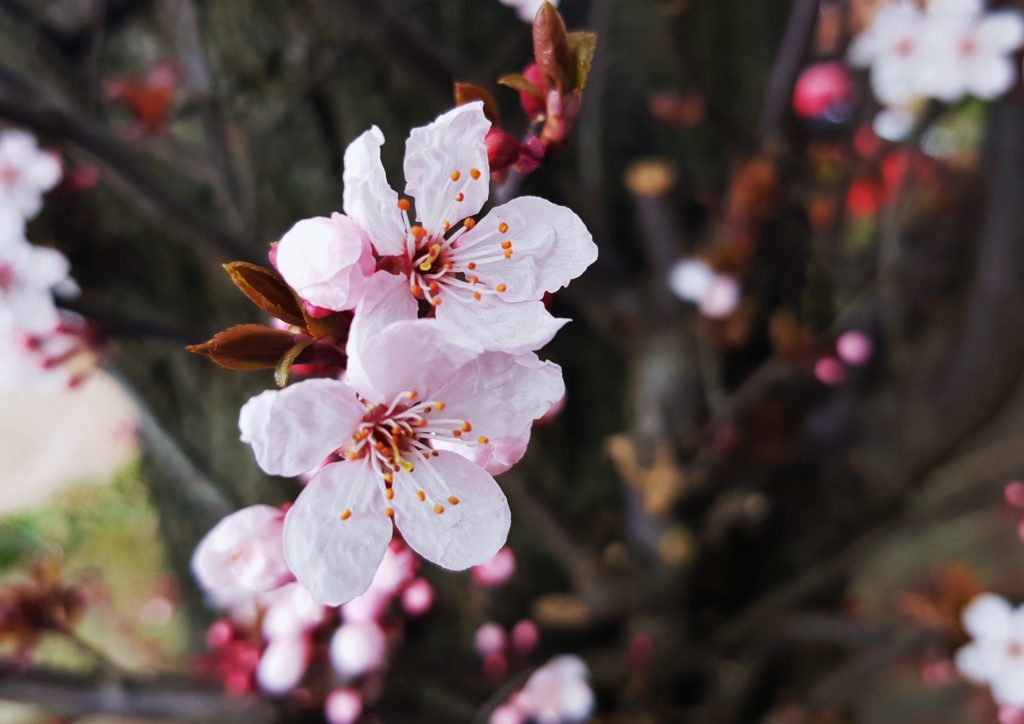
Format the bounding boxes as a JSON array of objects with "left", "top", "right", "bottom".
[
  {"left": 849, "top": 0, "right": 1024, "bottom": 138},
  {"left": 0, "top": 129, "right": 83, "bottom": 392}
]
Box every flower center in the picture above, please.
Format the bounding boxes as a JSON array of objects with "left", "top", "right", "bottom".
[
  {"left": 895, "top": 38, "right": 916, "bottom": 58},
  {"left": 1009, "top": 641, "right": 1024, "bottom": 658},
  {"left": 0, "top": 264, "right": 13, "bottom": 292},
  {"left": 0, "top": 164, "right": 18, "bottom": 188}
]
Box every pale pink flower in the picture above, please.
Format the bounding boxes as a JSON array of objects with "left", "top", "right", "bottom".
[
  {"left": 518, "top": 655, "right": 595, "bottom": 723},
  {"left": 401, "top": 578, "right": 434, "bottom": 616},
  {"left": 473, "top": 546, "right": 517, "bottom": 587},
  {"left": 330, "top": 620, "right": 388, "bottom": 678},
  {"left": 0, "top": 237, "right": 71, "bottom": 336},
  {"left": 261, "top": 582, "right": 328, "bottom": 641},
  {"left": 814, "top": 357, "right": 845, "bottom": 386},
  {"left": 668, "top": 258, "right": 740, "bottom": 319},
  {"left": 848, "top": 4, "right": 928, "bottom": 106},
  {"left": 339, "top": 102, "right": 596, "bottom": 355},
  {"left": 0, "top": 130, "right": 61, "bottom": 220},
  {"left": 475, "top": 622, "right": 507, "bottom": 657},
  {"left": 836, "top": 331, "right": 873, "bottom": 366},
  {"left": 491, "top": 702, "right": 526, "bottom": 724},
  {"left": 342, "top": 543, "right": 417, "bottom": 622},
  {"left": 242, "top": 275, "right": 564, "bottom": 605},
  {"left": 955, "top": 593, "right": 1024, "bottom": 708},
  {"left": 499, "top": 0, "right": 559, "bottom": 23},
  {"left": 275, "top": 213, "right": 376, "bottom": 312},
  {"left": 192, "top": 505, "right": 292, "bottom": 606},
  {"left": 256, "top": 635, "right": 311, "bottom": 695},
  {"left": 325, "top": 688, "right": 364, "bottom": 724},
  {"left": 511, "top": 619, "right": 540, "bottom": 654}
]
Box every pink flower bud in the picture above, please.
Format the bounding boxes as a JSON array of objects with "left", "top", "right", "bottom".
[
  {"left": 325, "top": 688, "right": 364, "bottom": 724},
  {"left": 814, "top": 357, "right": 845, "bottom": 386},
  {"left": 490, "top": 702, "right": 526, "bottom": 724},
  {"left": 402, "top": 578, "right": 434, "bottom": 616},
  {"left": 330, "top": 621, "right": 388, "bottom": 678},
  {"left": 475, "top": 622, "right": 507, "bottom": 657},
  {"left": 792, "top": 62, "right": 853, "bottom": 120},
  {"left": 486, "top": 128, "right": 523, "bottom": 174},
  {"left": 511, "top": 619, "right": 539, "bottom": 654},
  {"left": 484, "top": 652, "right": 509, "bottom": 681},
  {"left": 836, "top": 331, "right": 873, "bottom": 366},
  {"left": 256, "top": 636, "right": 311, "bottom": 695},
  {"left": 206, "top": 619, "right": 234, "bottom": 648},
  {"left": 472, "top": 547, "right": 516, "bottom": 587},
  {"left": 1005, "top": 481, "right": 1024, "bottom": 508},
  {"left": 519, "top": 64, "right": 547, "bottom": 119}
]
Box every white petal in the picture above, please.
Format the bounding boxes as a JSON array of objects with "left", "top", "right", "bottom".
[
  {"left": 283, "top": 460, "right": 393, "bottom": 606},
  {"left": 239, "top": 378, "right": 364, "bottom": 477},
  {"left": 456, "top": 196, "right": 597, "bottom": 303},
  {"left": 257, "top": 636, "right": 310, "bottom": 695},
  {"left": 871, "top": 59, "right": 923, "bottom": 106},
  {"left": 977, "top": 12, "right": 1024, "bottom": 53},
  {"left": 330, "top": 620, "right": 388, "bottom": 678},
  {"left": 433, "top": 351, "right": 564, "bottom": 447},
  {"left": 26, "top": 151, "right": 61, "bottom": 192},
  {"left": 435, "top": 295, "right": 568, "bottom": 355},
  {"left": 277, "top": 214, "right": 374, "bottom": 311},
  {"left": 668, "top": 259, "right": 713, "bottom": 302},
  {"left": 344, "top": 272, "right": 418, "bottom": 400},
  {"left": 964, "top": 594, "right": 1014, "bottom": 639},
  {"left": 956, "top": 641, "right": 1006, "bottom": 683},
  {"left": 966, "top": 55, "right": 1016, "bottom": 99},
  {"left": 392, "top": 451, "right": 510, "bottom": 570},
  {"left": 403, "top": 103, "right": 491, "bottom": 232},
  {"left": 342, "top": 126, "right": 407, "bottom": 256},
  {"left": 992, "top": 660, "right": 1024, "bottom": 708}
]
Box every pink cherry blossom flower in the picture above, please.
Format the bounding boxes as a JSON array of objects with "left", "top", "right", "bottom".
[
  {"left": 472, "top": 546, "right": 517, "bottom": 587},
  {"left": 511, "top": 619, "right": 540, "bottom": 654},
  {"left": 261, "top": 582, "right": 328, "bottom": 641},
  {"left": 256, "top": 635, "right": 311, "bottom": 695},
  {"left": 848, "top": 4, "right": 928, "bottom": 106},
  {"left": 499, "top": 0, "right": 559, "bottom": 23},
  {"left": 241, "top": 275, "right": 564, "bottom": 605},
  {"left": 401, "top": 578, "right": 434, "bottom": 616},
  {"left": 836, "top": 331, "right": 873, "bottom": 366},
  {"left": 275, "top": 213, "right": 376, "bottom": 312},
  {"left": 191, "top": 505, "right": 292, "bottom": 606},
  {"left": 475, "top": 622, "right": 507, "bottom": 657},
  {"left": 667, "top": 258, "right": 741, "bottom": 319},
  {"left": 955, "top": 593, "right": 1024, "bottom": 708},
  {"left": 0, "top": 237, "right": 71, "bottom": 338},
  {"left": 517, "top": 655, "right": 595, "bottom": 724},
  {"left": 325, "top": 688, "right": 364, "bottom": 724},
  {"left": 338, "top": 102, "right": 596, "bottom": 354},
  {"left": 342, "top": 542, "right": 417, "bottom": 622},
  {"left": 330, "top": 620, "right": 388, "bottom": 678},
  {"left": 0, "top": 130, "right": 62, "bottom": 220}
]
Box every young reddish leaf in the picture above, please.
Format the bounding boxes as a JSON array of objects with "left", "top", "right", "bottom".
[
  {"left": 455, "top": 83, "right": 502, "bottom": 126},
  {"left": 533, "top": 2, "right": 574, "bottom": 91},
  {"left": 498, "top": 73, "right": 544, "bottom": 100},
  {"left": 223, "top": 262, "right": 306, "bottom": 327},
  {"left": 187, "top": 324, "right": 298, "bottom": 370},
  {"left": 275, "top": 336, "right": 316, "bottom": 388},
  {"left": 567, "top": 32, "right": 598, "bottom": 90}
]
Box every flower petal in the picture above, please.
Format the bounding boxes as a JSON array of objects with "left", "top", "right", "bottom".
[
  {"left": 435, "top": 295, "right": 567, "bottom": 355},
  {"left": 454, "top": 196, "right": 597, "bottom": 303},
  {"left": 342, "top": 126, "right": 407, "bottom": 256},
  {"left": 345, "top": 272, "right": 418, "bottom": 400},
  {"left": 277, "top": 214, "right": 374, "bottom": 311},
  {"left": 966, "top": 55, "right": 1016, "bottom": 100},
  {"left": 392, "top": 451, "right": 510, "bottom": 570},
  {"left": 403, "top": 103, "right": 491, "bottom": 232},
  {"left": 239, "top": 378, "right": 364, "bottom": 477},
  {"left": 964, "top": 593, "right": 1014, "bottom": 640},
  {"left": 283, "top": 460, "right": 393, "bottom": 606},
  {"left": 977, "top": 12, "right": 1024, "bottom": 53}
]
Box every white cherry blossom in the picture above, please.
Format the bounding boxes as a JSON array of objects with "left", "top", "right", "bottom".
[
  {"left": 0, "top": 129, "right": 61, "bottom": 220},
  {"left": 955, "top": 593, "right": 1024, "bottom": 708}
]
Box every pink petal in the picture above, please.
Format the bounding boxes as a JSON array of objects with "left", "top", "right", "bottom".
[
  {"left": 434, "top": 295, "right": 568, "bottom": 355},
  {"left": 342, "top": 126, "right": 406, "bottom": 256},
  {"left": 239, "top": 378, "right": 364, "bottom": 477},
  {"left": 276, "top": 214, "right": 374, "bottom": 311},
  {"left": 330, "top": 620, "right": 388, "bottom": 678},
  {"left": 519, "top": 655, "right": 594, "bottom": 723},
  {"left": 325, "top": 688, "right": 364, "bottom": 724},
  {"left": 456, "top": 196, "right": 596, "bottom": 303},
  {"left": 344, "top": 271, "right": 418, "bottom": 400},
  {"left": 256, "top": 636, "right": 310, "bottom": 695},
  {"left": 977, "top": 12, "right": 1024, "bottom": 53},
  {"left": 964, "top": 593, "right": 1014, "bottom": 640},
  {"left": 392, "top": 450, "right": 510, "bottom": 570},
  {"left": 403, "top": 103, "right": 491, "bottom": 233},
  {"left": 283, "top": 459, "right": 393, "bottom": 606}
]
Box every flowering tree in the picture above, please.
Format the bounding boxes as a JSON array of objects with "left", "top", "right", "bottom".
[{"left": 6, "top": 0, "right": 1024, "bottom": 721}]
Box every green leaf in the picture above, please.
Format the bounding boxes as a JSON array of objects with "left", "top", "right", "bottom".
[
  {"left": 455, "top": 82, "right": 502, "bottom": 126},
  {"left": 223, "top": 261, "right": 306, "bottom": 327},
  {"left": 533, "top": 1, "right": 574, "bottom": 91},
  {"left": 498, "top": 73, "right": 544, "bottom": 99},
  {"left": 567, "top": 32, "right": 598, "bottom": 90},
  {"left": 187, "top": 324, "right": 299, "bottom": 370},
  {"left": 275, "top": 336, "right": 315, "bottom": 388}
]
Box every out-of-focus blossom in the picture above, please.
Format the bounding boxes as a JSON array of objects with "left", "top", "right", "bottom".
[
  {"left": 475, "top": 622, "right": 507, "bottom": 657},
  {"left": 1005, "top": 481, "right": 1024, "bottom": 509},
  {"left": 325, "top": 688, "right": 364, "bottom": 724},
  {"left": 792, "top": 62, "right": 854, "bottom": 120},
  {"left": 191, "top": 505, "right": 292, "bottom": 606},
  {"left": 668, "top": 258, "right": 741, "bottom": 320},
  {"left": 256, "top": 635, "right": 311, "bottom": 695},
  {"left": 336, "top": 103, "right": 596, "bottom": 354},
  {"left": 814, "top": 357, "right": 846, "bottom": 386},
  {"left": 518, "top": 655, "right": 595, "bottom": 723},
  {"left": 500, "top": 0, "right": 558, "bottom": 23},
  {"left": 955, "top": 593, "right": 1024, "bottom": 707},
  {"left": 0, "top": 129, "right": 61, "bottom": 220},
  {"left": 261, "top": 582, "right": 327, "bottom": 641},
  {"left": 330, "top": 620, "right": 388, "bottom": 678},
  {"left": 836, "top": 331, "right": 873, "bottom": 366},
  {"left": 511, "top": 619, "right": 539, "bottom": 654},
  {"left": 472, "top": 546, "right": 517, "bottom": 587},
  {"left": 848, "top": 4, "right": 927, "bottom": 106},
  {"left": 872, "top": 104, "right": 919, "bottom": 142},
  {"left": 401, "top": 578, "right": 434, "bottom": 616},
  {"left": 0, "top": 237, "right": 72, "bottom": 337}
]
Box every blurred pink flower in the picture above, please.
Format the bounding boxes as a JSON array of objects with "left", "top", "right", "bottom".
[
  {"left": 1004, "top": 481, "right": 1024, "bottom": 509},
  {"left": 792, "top": 62, "right": 854, "bottom": 120},
  {"left": 191, "top": 505, "right": 292, "bottom": 606},
  {"left": 518, "top": 655, "right": 595, "bottom": 724},
  {"left": 836, "top": 331, "right": 873, "bottom": 366},
  {"left": 473, "top": 546, "right": 517, "bottom": 587},
  {"left": 261, "top": 582, "right": 328, "bottom": 641},
  {"left": 401, "top": 578, "right": 434, "bottom": 616},
  {"left": 814, "top": 357, "right": 845, "bottom": 386},
  {"left": 256, "top": 635, "right": 311, "bottom": 695},
  {"left": 0, "top": 129, "right": 61, "bottom": 220},
  {"left": 325, "top": 688, "right": 364, "bottom": 724},
  {"left": 668, "top": 258, "right": 740, "bottom": 319},
  {"left": 475, "top": 622, "right": 507, "bottom": 657},
  {"left": 511, "top": 619, "right": 539, "bottom": 654},
  {"left": 955, "top": 593, "right": 1024, "bottom": 708},
  {"left": 330, "top": 620, "right": 388, "bottom": 678}
]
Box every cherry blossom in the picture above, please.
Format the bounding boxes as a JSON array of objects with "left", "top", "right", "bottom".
[
  {"left": 0, "top": 129, "right": 62, "bottom": 220},
  {"left": 500, "top": 0, "right": 559, "bottom": 23},
  {"left": 256, "top": 635, "right": 311, "bottom": 695},
  {"left": 325, "top": 688, "right": 364, "bottom": 724},
  {"left": 191, "top": 505, "right": 292, "bottom": 606},
  {"left": 0, "top": 236, "right": 72, "bottom": 337},
  {"left": 240, "top": 274, "right": 564, "bottom": 605},
  {"left": 473, "top": 546, "right": 517, "bottom": 587},
  {"left": 668, "top": 258, "right": 741, "bottom": 320},
  {"left": 330, "top": 620, "right": 388, "bottom": 678},
  {"left": 491, "top": 655, "right": 595, "bottom": 724},
  {"left": 278, "top": 102, "right": 596, "bottom": 355},
  {"left": 955, "top": 593, "right": 1024, "bottom": 707},
  {"left": 848, "top": 4, "right": 927, "bottom": 106}
]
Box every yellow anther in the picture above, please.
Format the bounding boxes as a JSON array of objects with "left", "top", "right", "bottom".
[
  {"left": 464, "top": 218, "right": 476, "bottom": 230},
  {"left": 385, "top": 488, "right": 394, "bottom": 500},
  {"left": 478, "top": 436, "right": 490, "bottom": 444},
  {"left": 431, "top": 297, "right": 442, "bottom": 307},
  {"left": 341, "top": 509, "right": 352, "bottom": 521},
  {"left": 504, "top": 249, "right": 513, "bottom": 259},
  {"left": 345, "top": 451, "right": 359, "bottom": 460},
  {"left": 452, "top": 429, "right": 463, "bottom": 437},
  {"left": 496, "top": 283, "right": 507, "bottom": 293},
  {"left": 411, "top": 226, "right": 427, "bottom": 239},
  {"left": 455, "top": 193, "right": 465, "bottom": 202},
  {"left": 398, "top": 199, "right": 411, "bottom": 211},
  {"left": 501, "top": 240, "right": 512, "bottom": 250},
  {"left": 385, "top": 507, "right": 394, "bottom": 518},
  {"left": 434, "top": 504, "right": 445, "bottom": 514},
  {"left": 417, "top": 490, "right": 426, "bottom": 501},
  {"left": 448, "top": 496, "right": 460, "bottom": 505},
  {"left": 467, "top": 262, "right": 477, "bottom": 270},
  {"left": 473, "top": 291, "right": 482, "bottom": 300},
  {"left": 470, "top": 168, "right": 481, "bottom": 180},
  {"left": 450, "top": 170, "right": 461, "bottom": 181},
  {"left": 498, "top": 223, "right": 509, "bottom": 233},
  {"left": 461, "top": 421, "right": 473, "bottom": 433},
  {"left": 434, "top": 401, "right": 446, "bottom": 411},
  {"left": 407, "top": 390, "right": 418, "bottom": 399},
  {"left": 383, "top": 472, "right": 394, "bottom": 484}
]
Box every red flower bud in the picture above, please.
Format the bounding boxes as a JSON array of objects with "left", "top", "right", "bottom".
[
  {"left": 485, "top": 128, "right": 523, "bottom": 173},
  {"left": 519, "top": 64, "right": 547, "bottom": 119}
]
